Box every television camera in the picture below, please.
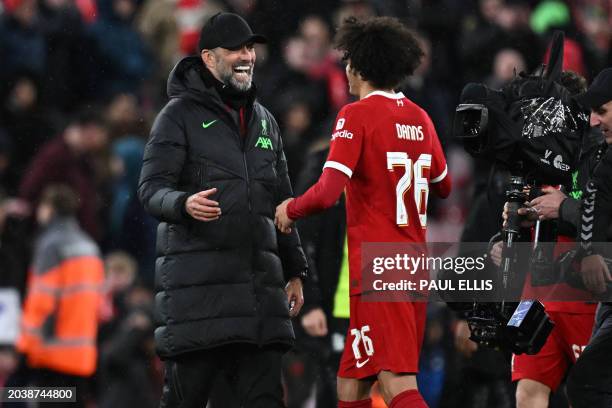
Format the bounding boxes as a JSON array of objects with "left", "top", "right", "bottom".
[{"left": 451, "top": 32, "right": 590, "bottom": 354}]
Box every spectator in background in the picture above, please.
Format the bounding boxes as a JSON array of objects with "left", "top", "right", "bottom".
[
  {"left": 174, "top": 0, "right": 224, "bottom": 56},
  {"left": 0, "top": 71, "right": 57, "bottom": 191},
  {"left": 18, "top": 109, "right": 109, "bottom": 241},
  {"left": 136, "top": 0, "right": 179, "bottom": 78},
  {"left": 571, "top": 0, "right": 611, "bottom": 69},
  {"left": 99, "top": 251, "right": 138, "bottom": 326},
  {"left": 109, "top": 138, "right": 156, "bottom": 285},
  {"left": 98, "top": 280, "right": 161, "bottom": 408},
  {"left": 0, "top": 130, "right": 15, "bottom": 193},
  {"left": 532, "top": 1, "right": 596, "bottom": 79},
  {"left": 333, "top": 0, "right": 376, "bottom": 28},
  {"left": 16, "top": 185, "right": 105, "bottom": 407},
  {"left": 104, "top": 92, "right": 147, "bottom": 139},
  {"left": 277, "top": 93, "right": 317, "bottom": 183},
  {"left": 89, "top": 0, "right": 153, "bottom": 97},
  {"left": 400, "top": 31, "right": 454, "bottom": 143},
  {"left": 38, "top": 0, "right": 93, "bottom": 112},
  {"left": 135, "top": 0, "right": 223, "bottom": 108},
  {"left": 0, "top": 188, "right": 30, "bottom": 299},
  {"left": 0, "top": 0, "right": 45, "bottom": 80},
  {"left": 256, "top": 35, "right": 328, "bottom": 124},
  {"left": 460, "top": 0, "right": 541, "bottom": 82},
  {"left": 299, "top": 15, "right": 349, "bottom": 113},
  {"left": 485, "top": 48, "right": 527, "bottom": 90}
]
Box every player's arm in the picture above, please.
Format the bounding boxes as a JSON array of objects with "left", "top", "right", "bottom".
[
  {"left": 287, "top": 168, "right": 349, "bottom": 219},
  {"left": 430, "top": 166, "right": 451, "bottom": 198},
  {"left": 427, "top": 115, "right": 451, "bottom": 198}
]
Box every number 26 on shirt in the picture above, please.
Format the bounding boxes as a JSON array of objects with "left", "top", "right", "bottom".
[{"left": 386, "top": 152, "right": 431, "bottom": 228}]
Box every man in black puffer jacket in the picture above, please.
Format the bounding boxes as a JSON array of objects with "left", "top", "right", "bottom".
[
  {"left": 138, "top": 13, "right": 308, "bottom": 408},
  {"left": 567, "top": 67, "right": 612, "bottom": 408}
]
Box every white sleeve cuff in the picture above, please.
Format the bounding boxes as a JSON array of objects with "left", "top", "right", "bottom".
[
  {"left": 430, "top": 165, "right": 448, "bottom": 183},
  {"left": 323, "top": 161, "right": 353, "bottom": 178}
]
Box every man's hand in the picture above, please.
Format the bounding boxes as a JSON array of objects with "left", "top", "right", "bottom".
[
  {"left": 301, "top": 307, "right": 328, "bottom": 337},
  {"left": 490, "top": 241, "right": 503, "bottom": 267},
  {"left": 285, "top": 277, "right": 304, "bottom": 317},
  {"left": 275, "top": 198, "right": 294, "bottom": 234},
  {"left": 502, "top": 202, "right": 538, "bottom": 229},
  {"left": 580, "top": 254, "right": 612, "bottom": 294},
  {"left": 455, "top": 320, "right": 478, "bottom": 357},
  {"left": 528, "top": 186, "right": 566, "bottom": 221},
  {"left": 185, "top": 188, "right": 221, "bottom": 221}
]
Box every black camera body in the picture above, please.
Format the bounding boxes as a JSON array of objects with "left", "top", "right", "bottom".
[
  {"left": 453, "top": 33, "right": 588, "bottom": 188},
  {"left": 463, "top": 176, "right": 555, "bottom": 355},
  {"left": 467, "top": 299, "right": 554, "bottom": 355},
  {"left": 452, "top": 32, "right": 590, "bottom": 355}
]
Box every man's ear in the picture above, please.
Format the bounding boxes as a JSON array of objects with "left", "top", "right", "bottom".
[
  {"left": 201, "top": 49, "right": 215, "bottom": 69},
  {"left": 347, "top": 64, "right": 362, "bottom": 80}
]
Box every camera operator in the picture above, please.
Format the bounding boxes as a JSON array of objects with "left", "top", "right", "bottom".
[
  {"left": 566, "top": 67, "right": 612, "bottom": 408},
  {"left": 489, "top": 71, "right": 602, "bottom": 408}
]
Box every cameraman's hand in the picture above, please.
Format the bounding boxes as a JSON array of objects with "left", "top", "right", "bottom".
[
  {"left": 580, "top": 254, "right": 612, "bottom": 294},
  {"left": 528, "top": 186, "right": 566, "bottom": 221},
  {"left": 502, "top": 202, "right": 537, "bottom": 229},
  {"left": 455, "top": 320, "right": 478, "bottom": 357},
  {"left": 490, "top": 241, "right": 503, "bottom": 267}
]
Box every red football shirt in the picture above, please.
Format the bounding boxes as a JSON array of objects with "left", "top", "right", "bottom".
[{"left": 323, "top": 91, "right": 449, "bottom": 294}]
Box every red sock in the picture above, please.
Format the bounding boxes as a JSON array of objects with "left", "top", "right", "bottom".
[
  {"left": 338, "top": 398, "right": 372, "bottom": 408},
  {"left": 390, "top": 390, "right": 428, "bottom": 408}
]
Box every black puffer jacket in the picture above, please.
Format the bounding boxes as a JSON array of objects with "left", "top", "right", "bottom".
[{"left": 138, "top": 57, "right": 308, "bottom": 358}]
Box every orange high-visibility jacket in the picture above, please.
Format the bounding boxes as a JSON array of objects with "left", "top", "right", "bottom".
[{"left": 17, "top": 217, "right": 104, "bottom": 377}]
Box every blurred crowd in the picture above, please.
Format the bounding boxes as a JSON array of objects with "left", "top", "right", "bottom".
[{"left": 0, "top": 0, "right": 610, "bottom": 406}]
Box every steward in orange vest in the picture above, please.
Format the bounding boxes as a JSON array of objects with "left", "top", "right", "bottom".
[{"left": 17, "top": 185, "right": 104, "bottom": 377}]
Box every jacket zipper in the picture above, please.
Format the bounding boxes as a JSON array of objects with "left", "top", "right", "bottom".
[
  {"left": 243, "top": 153, "right": 252, "bottom": 213},
  {"left": 237, "top": 108, "right": 259, "bottom": 344}
]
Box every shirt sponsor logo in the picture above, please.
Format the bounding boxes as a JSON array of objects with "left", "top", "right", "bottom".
[
  {"left": 336, "top": 118, "right": 345, "bottom": 130},
  {"left": 332, "top": 129, "right": 353, "bottom": 140},
  {"left": 255, "top": 136, "right": 273, "bottom": 150},
  {"left": 396, "top": 124, "right": 423, "bottom": 141}
]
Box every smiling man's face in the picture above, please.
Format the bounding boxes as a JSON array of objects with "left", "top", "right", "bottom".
[
  {"left": 591, "top": 100, "right": 612, "bottom": 145},
  {"left": 204, "top": 44, "right": 256, "bottom": 92}
]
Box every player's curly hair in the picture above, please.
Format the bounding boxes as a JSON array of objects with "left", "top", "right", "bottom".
[{"left": 335, "top": 16, "right": 424, "bottom": 89}]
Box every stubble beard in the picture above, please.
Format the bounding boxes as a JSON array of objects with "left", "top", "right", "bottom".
[{"left": 218, "top": 60, "right": 253, "bottom": 92}]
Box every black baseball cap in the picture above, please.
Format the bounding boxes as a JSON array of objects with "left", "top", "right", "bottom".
[
  {"left": 576, "top": 67, "right": 612, "bottom": 109},
  {"left": 198, "top": 12, "right": 267, "bottom": 51}
]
